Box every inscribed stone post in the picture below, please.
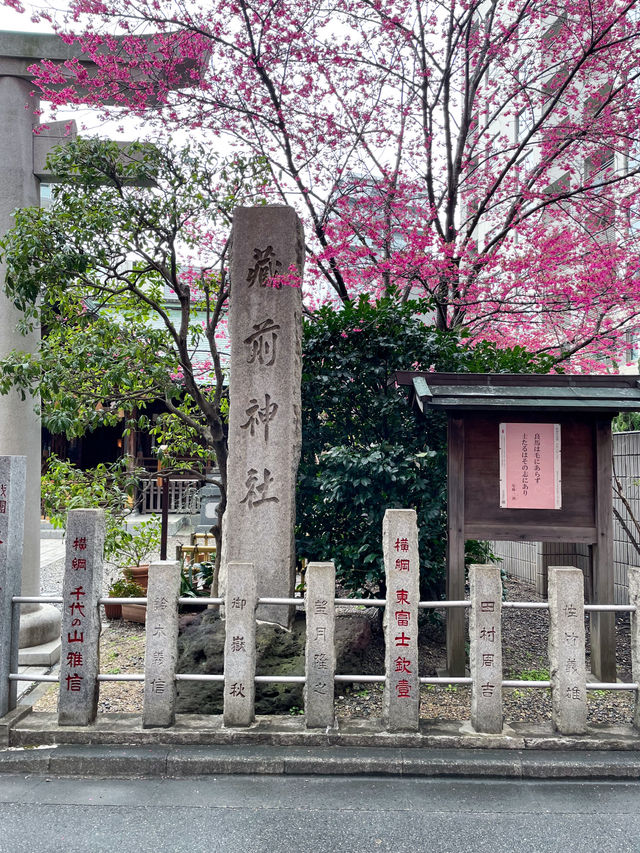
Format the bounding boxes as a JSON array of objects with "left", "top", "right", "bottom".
[
  {"left": 143, "top": 561, "right": 180, "bottom": 728},
  {"left": 223, "top": 562, "right": 257, "bottom": 727},
  {"left": 469, "top": 564, "right": 503, "bottom": 734},
  {"left": 548, "top": 565, "right": 587, "bottom": 735},
  {"left": 222, "top": 206, "right": 304, "bottom": 628},
  {"left": 304, "top": 562, "right": 336, "bottom": 728},
  {"left": 0, "top": 456, "right": 26, "bottom": 716},
  {"left": 383, "top": 509, "right": 420, "bottom": 732},
  {"left": 628, "top": 567, "right": 640, "bottom": 731},
  {"left": 58, "top": 509, "right": 105, "bottom": 726}
]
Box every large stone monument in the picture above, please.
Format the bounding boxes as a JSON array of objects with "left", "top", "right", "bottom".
[{"left": 221, "top": 206, "right": 304, "bottom": 628}]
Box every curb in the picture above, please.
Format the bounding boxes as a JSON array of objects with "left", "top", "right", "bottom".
[{"left": 1, "top": 744, "right": 640, "bottom": 780}]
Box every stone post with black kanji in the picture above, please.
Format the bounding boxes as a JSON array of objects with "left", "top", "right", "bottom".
[
  {"left": 58, "top": 509, "right": 105, "bottom": 726},
  {"left": 304, "top": 562, "right": 336, "bottom": 728},
  {"left": 628, "top": 567, "right": 640, "bottom": 731},
  {"left": 221, "top": 206, "right": 304, "bottom": 628},
  {"left": 0, "top": 455, "right": 26, "bottom": 716},
  {"left": 383, "top": 509, "right": 420, "bottom": 732},
  {"left": 223, "top": 562, "right": 257, "bottom": 727},
  {"left": 469, "top": 564, "right": 503, "bottom": 733},
  {"left": 548, "top": 565, "right": 587, "bottom": 735},
  {"left": 143, "top": 561, "right": 180, "bottom": 728}
]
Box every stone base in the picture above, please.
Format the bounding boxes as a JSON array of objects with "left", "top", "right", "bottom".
[
  {"left": 18, "top": 604, "right": 61, "bottom": 649},
  {"left": 436, "top": 666, "right": 470, "bottom": 678},
  {"left": 18, "top": 638, "right": 60, "bottom": 667}
]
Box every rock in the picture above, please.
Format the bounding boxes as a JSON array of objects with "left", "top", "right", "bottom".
[{"left": 175, "top": 609, "right": 381, "bottom": 714}]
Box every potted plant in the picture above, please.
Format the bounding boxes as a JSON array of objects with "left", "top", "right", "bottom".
[
  {"left": 104, "top": 576, "right": 145, "bottom": 620},
  {"left": 178, "top": 560, "right": 215, "bottom": 613},
  {"left": 117, "top": 515, "right": 161, "bottom": 592}
]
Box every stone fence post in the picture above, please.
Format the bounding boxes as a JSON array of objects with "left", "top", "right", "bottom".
[
  {"left": 58, "top": 509, "right": 105, "bottom": 726},
  {"left": 469, "top": 563, "right": 503, "bottom": 734},
  {"left": 223, "top": 562, "right": 257, "bottom": 727},
  {"left": 304, "top": 562, "right": 336, "bottom": 728},
  {"left": 548, "top": 565, "right": 587, "bottom": 735},
  {"left": 383, "top": 509, "right": 420, "bottom": 732},
  {"left": 143, "top": 561, "right": 181, "bottom": 728},
  {"left": 0, "top": 455, "right": 26, "bottom": 716},
  {"left": 628, "top": 567, "right": 640, "bottom": 731}
]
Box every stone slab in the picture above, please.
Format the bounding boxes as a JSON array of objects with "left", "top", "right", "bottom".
[
  {"left": 0, "top": 455, "right": 26, "bottom": 717},
  {"left": 143, "top": 561, "right": 181, "bottom": 728},
  {"left": 548, "top": 565, "right": 587, "bottom": 735},
  {"left": 58, "top": 509, "right": 105, "bottom": 726},
  {"left": 18, "top": 638, "right": 61, "bottom": 667},
  {"left": 469, "top": 564, "right": 503, "bottom": 734},
  {"left": 304, "top": 562, "right": 336, "bottom": 728},
  {"left": 222, "top": 205, "right": 304, "bottom": 627},
  {"left": 383, "top": 509, "right": 420, "bottom": 732},
  {"left": 223, "top": 562, "right": 257, "bottom": 727}
]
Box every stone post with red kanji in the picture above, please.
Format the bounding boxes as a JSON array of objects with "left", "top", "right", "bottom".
[
  {"left": 0, "top": 455, "right": 26, "bottom": 716},
  {"left": 58, "top": 509, "right": 105, "bottom": 726},
  {"left": 383, "top": 509, "right": 420, "bottom": 732}
]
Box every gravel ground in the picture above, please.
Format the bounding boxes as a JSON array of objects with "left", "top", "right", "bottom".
[{"left": 32, "top": 563, "right": 635, "bottom": 724}]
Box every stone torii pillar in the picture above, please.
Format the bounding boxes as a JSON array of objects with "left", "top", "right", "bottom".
[{"left": 0, "top": 30, "right": 206, "bottom": 658}]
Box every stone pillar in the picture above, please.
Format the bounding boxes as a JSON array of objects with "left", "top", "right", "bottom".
[
  {"left": 0, "top": 455, "right": 26, "bottom": 716},
  {"left": 628, "top": 567, "right": 640, "bottom": 731},
  {"left": 0, "top": 76, "right": 60, "bottom": 651},
  {"left": 223, "top": 562, "right": 257, "bottom": 727},
  {"left": 304, "top": 562, "right": 335, "bottom": 728},
  {"left": 548, "top": 565, "right": 587, "bottom": 735},
  {"left": 383, "top": 509, "right": 420, "bottom": 732},
  {"left": 221, "top": 206, "right": 303, "bottom": 628},
  {"left": 469, "top": 564, "right": 503, "bottom": 734},
  {"left": 143, "top": 561, "right": 180, "bottom": 728},
  {"left": 58, "top": 509, "right": 105, "bottom": 726}
]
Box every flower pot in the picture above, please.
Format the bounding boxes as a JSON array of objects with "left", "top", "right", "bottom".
[
  {"left": 121, "top": 603, "right": 147, "bottom": 623},
  {"left": 103, "top": 602, "right": 122, "bottom": 619},
  {"left": 124, "top": 564, "right": 150, "bottom": 592}
]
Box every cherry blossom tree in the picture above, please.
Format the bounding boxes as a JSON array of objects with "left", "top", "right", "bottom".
[{"left": 7, "top": 0, "right": 640, "bottom": 368}]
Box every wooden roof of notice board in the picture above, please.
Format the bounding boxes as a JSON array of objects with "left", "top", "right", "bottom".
[{"left": 393, "top": 372, "right": 640, "bottom": 415}]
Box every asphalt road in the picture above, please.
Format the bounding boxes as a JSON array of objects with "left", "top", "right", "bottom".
[{"left": 1, "top": 774, "right": 640, "bottom": 853}]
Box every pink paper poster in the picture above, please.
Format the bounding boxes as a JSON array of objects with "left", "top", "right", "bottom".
[{"left": 499, "top": 423, "right": 561, "bottom": 509}]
